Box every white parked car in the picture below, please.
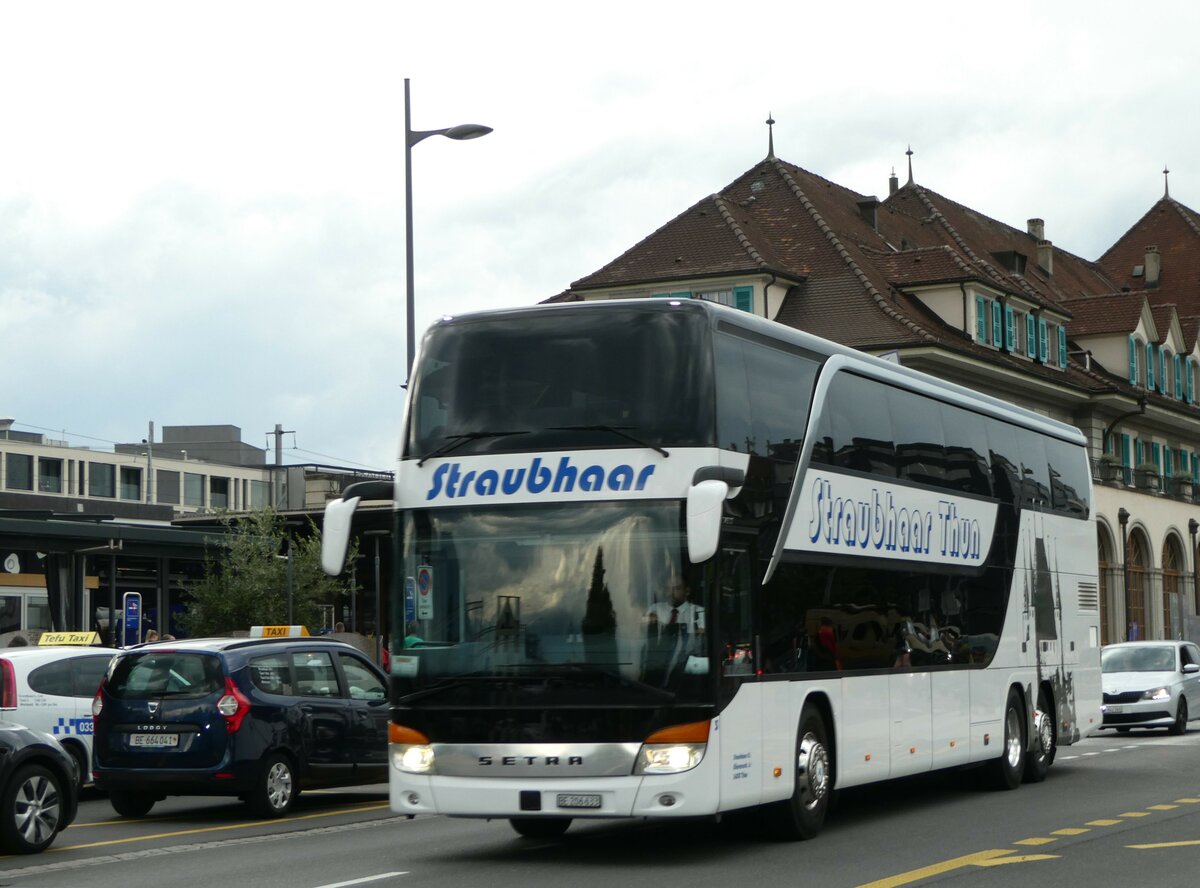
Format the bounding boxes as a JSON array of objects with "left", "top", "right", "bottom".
[
  {"left": 1099, "top": 641, "right": 1200, "bottom": 735},
  {"left": 0, "top": 645, "right": 119, "bottom": 788}
]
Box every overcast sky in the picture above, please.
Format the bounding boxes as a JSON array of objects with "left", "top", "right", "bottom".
[{"left": 3, "top": 1, "right": 1198, "bottom": 470}]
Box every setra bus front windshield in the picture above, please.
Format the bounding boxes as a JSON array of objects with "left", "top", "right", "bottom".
[{"left": 394, "top": 500, "right": 711, "bottom": 705}]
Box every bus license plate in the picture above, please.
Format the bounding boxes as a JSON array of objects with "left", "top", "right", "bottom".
[
  {"left": 1106, "top": 705, "right": 1124, "bottom": 714},
  {"left": 556, "top": 793, "right": 602, "bottom": 809},
  {"left": 130, "top": 733, "right": 180, "bottom": 748}
]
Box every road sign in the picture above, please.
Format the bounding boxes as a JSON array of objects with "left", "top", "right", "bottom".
[
  {"left": 417, "top": 565, "right": 434, "bottom": 620},
  {"left": 404, "top": 577, "right": 416, "bottom": 623},
  {"left": 122, "top": 592, "right": 142, "bottom": 648}
]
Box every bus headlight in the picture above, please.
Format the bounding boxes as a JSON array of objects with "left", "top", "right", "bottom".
[
  {"left": 635, "top": 743, "right": 706, "bottom": 774},
  {"left": 392, "top": 744, "right": 436, "bottom": 774},
  {"left": 1143, "top": 687, "right": 1171, "bottom": 701}
]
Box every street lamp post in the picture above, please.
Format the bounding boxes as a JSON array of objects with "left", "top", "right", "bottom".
[{"left": 404, "top": 78, "right": 492, "bottom": 383}]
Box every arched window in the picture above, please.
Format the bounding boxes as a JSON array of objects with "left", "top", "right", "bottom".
[
  {"left": 1127, "top": 530, "right": 1149, "bottom": 640},
  {"left": 1163, "top": 536, "right": 1183, "bottom": 640},
  {"left": 1098, "top": 529, "right": 1114, "bottom": 646}
]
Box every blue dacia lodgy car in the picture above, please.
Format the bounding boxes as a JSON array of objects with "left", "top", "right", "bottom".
[{"left": 91, "top": 637, "right": 388, "bottom": 818}]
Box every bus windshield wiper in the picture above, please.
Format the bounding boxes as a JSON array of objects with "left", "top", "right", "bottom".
[
  {"left": 417, "top": 430, "right": 530, "bottom": 467},
  {"left": 548, "top": 425, "right": 669, "bottom": 457}
]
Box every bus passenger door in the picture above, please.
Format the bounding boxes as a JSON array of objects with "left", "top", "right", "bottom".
[{"left": 714, "top": 545, "right": 763, "bottom": 809}]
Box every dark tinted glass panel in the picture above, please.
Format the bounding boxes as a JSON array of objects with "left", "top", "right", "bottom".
[
  {"left": 28, "top": 660, "right": 72, "bottom": 696},
  {"left": 107, "top": 652, "right": 223, "bottom": 699},
  {"left": 72, "top": 655, "right": 112, "bottom": 698},
  {"left": 942, "top": 404, "right": 992, "bottom": 497},
  {"left": 827, "top": 374, "right": 895, "bottom": 474},
  {"left": 5, "top": 453, "right": 32, "bottom": 490},
  {"left": 157, "top": 470, "right": 180, "bottom": 504},
  {"left": 760, "top": 560, "right": 1008, "bottom": 675},
  {"left": 409, "top": 304, "right": 713, "bottom": 458},
  {"left": 891, "top": 388, "right": 946, "bottom": 487},
  {"left": 1046, "top": 438, "right": 1090, "bottom": 517},
  {"left": 988, "top": 422, "right": 1021, "bottom": 506},
  {"left": 89, "top": 462, "right": 115, "bottom": 497},
  {"left": 1018, "top": 435, "right": 1051, "bottom": 510},
  {"left": 38, "top": 458, "right": 62, "bottom": 493},
  {"left": 716, "top": 330, "right": 818, "bottom": 460}
]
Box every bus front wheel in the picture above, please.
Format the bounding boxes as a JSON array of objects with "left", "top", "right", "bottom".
[
  {"left": 1024, "top": 686, "right": 1056, "bottom": 783},
  {"left": 987, "top": 688, "right": 1026, "bottom": 791},
  {"left": 764, "top": 705, "right": 832, "bottom": 840}
]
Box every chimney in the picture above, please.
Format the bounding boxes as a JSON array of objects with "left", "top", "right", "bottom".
[
  {"left": 1027, "top": 218, "right": 1045, "bottom": 240},
  {"left": 857, "top": 196, "right": 880, "bottom": 231},
  {"left": 888, "top": 169, "right": 899, "bottom": 196},
  {"left": 1145, "top": 245, "right": 1161, "bottom": 287},
  {"left": 1037, "top": 240, "right": 1053, "bottom": 276}
]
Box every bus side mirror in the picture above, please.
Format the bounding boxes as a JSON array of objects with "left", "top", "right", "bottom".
[
  {"left": 321, "top": 496, "right": 361, "bottom": 575},
  {"left": 686, "top": 480, "right": 729, "bottom": 564}
]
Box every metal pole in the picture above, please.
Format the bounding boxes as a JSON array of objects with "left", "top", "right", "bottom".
[
  {"left": 350, "top": 562, "right": 358, "bottom": 633},
  {"left": 1190, "top": 519, "right": 1199, "bottom": 620},
  {"left": 1120, "top": 508, "right": 1131, "bottom": 640},
  {"left": 404, "top": 78, "right": 416, "bottom": 384},
  {"left": 374, "top": 536, "right": 383, "bottom": 663},
  {"left": 286, "top": 534, "right": 294, "bottom": 625},
  {"left": 146, "top": 420, "right": 154, "bottom": 504}
]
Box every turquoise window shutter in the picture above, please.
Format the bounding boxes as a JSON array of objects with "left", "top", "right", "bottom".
[
  {"left": 1121, "top": 434, "right": 1131, "bottom": 468},
  {"left": 1146, "top": 343, "right": 1155, "bottom": 390},
  {"left": 733, "top": 286, "right": 753, "bottom": 312},
  {"left": 1158, "top": 347, "right": 1167, "bottom": 394},
  {"left": 992, "top": 301, "right": 1002, "bottom": 345},
  {"left": 1004, "top": 305, "right": 1015, "bottom": 350},
  {"left": 1165, "top": 447, "right": 1173, "bottom": 477},
  {"left": 1128, "top": 336, "right": 1138, "bottom": 383},
  {"left": 1175, "top": 354, "right": 1184, "bottom": 398},
  {"left": 1152, "top": 442, "right": 1161, "bottom": 472},
  {"left": 1038, "top": 318, "right": 1048, "bottom": 361},
  {"left": 1028, "top": 314, "right": 1037, "bottom": 356},
  {"left": 976, "top": 296, "right": 986, "bottom": 341},
  {"left": 1058, "top": 325, "right": 1067, "bottom": 368},
  {"left": 1136, "top": 438, "right": 1144, "bottom": 465},
  {"left": 1194, "top": 451, "right": 1199, "bottom": 484},
  {"left": 1188, "top": 359, "right": 1195, "bottom": 404}
]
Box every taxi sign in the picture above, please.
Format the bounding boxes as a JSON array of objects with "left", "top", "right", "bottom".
[
  {"left": 38, "top": 631, "right": 101, "bottom": 646},
  {"left": 250, "top": 625, "right": 311, "bottom": 638}
]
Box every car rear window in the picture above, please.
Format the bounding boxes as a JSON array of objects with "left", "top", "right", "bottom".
[{"left": 107, "top": 652, "right": 224, "bottom": 699}]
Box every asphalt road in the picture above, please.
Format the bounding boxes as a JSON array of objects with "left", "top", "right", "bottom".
[{"left": 5, "top": 728, "right": 1200, "bottom": 888}]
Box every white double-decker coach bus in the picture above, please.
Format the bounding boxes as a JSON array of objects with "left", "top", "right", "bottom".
[{"left": 322, "top": 298, "right": 1101, "bottom": 840}]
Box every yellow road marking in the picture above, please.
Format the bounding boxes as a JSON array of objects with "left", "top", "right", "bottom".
[
  {"left": 1088, "top": 819, "right": 1123, "bottom": 826},
  {"left": 53, "top": 803, "right": 390, "bottom": 852},
  {"left": 1052, "top": 828, "right": 1090, "bottom": 836},
  {"left": 1148, "top": 804, "right": 1180, "bottom": 811},
  {"left": 1120, "top": 812, "right": 1151, "bottom": 818},
  {"left": 975, "top": 854, "right": 1059, "bottom": 866},
  {"left": 1014, "top": 837, "right": 1056, "bottom": 846},
  {"left": 1176, "top": 798, "right": 1200, "bottom": 804},
  {"left": 855, "top": 850, "right": 1024, "bottom": 887},
  {"left": 1129, "top": 840, "right": 1200, "bottom": 850}
]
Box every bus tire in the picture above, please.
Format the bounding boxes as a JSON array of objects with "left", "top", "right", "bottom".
[
  {"left": 988, "top": 688, "right": 1026, "bottom": 791},
  {"left": 1024, "top": 686, "right": 1056, "bottom": 783},
  {"left": 764, "top": 705, "right": 832, "bottom": 840},
  {"left": 509, "top": 817, "right": 571, "bottom": 839}
]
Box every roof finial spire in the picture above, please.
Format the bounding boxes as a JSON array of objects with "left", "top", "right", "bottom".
[
  {"left": 1164, "top": 164, "right": 1171, "bottom": 198},
  {"left": 906, "top": 145, "right": 914, "bottom": 185},
  {"left": 766, "top": 112, "right": 775, "bottom": 159}
]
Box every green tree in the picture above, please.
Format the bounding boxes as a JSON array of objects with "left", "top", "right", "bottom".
[{"left": 180, "top": 509, "right": 356, "bottom": 637}]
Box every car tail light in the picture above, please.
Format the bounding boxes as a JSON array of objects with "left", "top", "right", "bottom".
[
  {"left": 91, "top": 678, "right": 106, "bottom": 719},
  {"left": 217, "top": 676, "right": 250, "bottom": 733},
  {"left": 0, "top": 659, "right": 15, "bottom": 710}
]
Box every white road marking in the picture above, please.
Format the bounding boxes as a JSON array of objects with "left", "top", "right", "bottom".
[{"left": 315, "top": 873, "right": 408, "bottom": 888}]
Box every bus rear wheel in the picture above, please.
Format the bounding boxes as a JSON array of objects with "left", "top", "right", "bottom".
[
  {"left": 764, "top": 705, "right": 832, "bottom": 840},
  {"left": 987, "top": 688, "right": 1026, "bottom": 791},
  {"left": 1024, "top": 686, "right": 1056, "bottom": 783},
  {"left": 509, "top": 817, "right": 571, "bottom": 839}
]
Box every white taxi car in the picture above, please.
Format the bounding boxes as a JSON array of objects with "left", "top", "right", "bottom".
[{"left": 0, "top": 639, "right": 119, "bottom": 788}]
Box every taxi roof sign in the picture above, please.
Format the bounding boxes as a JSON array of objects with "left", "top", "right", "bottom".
[
  {"left": 39, "top": 631, "right": 102, "bottom": 646},
  {"left": 250, "top": 625, "right": 311, "bottom": 638}
]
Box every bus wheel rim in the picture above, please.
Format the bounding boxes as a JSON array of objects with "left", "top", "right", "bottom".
[
  {"left": 1005, "top": 707, "right": 1022, "bottom": 767},
  {"left": 797, "top": 731, "right": 829, "bottom": 810}
]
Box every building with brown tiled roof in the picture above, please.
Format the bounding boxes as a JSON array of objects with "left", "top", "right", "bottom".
[{"left": 552, "top": 147, "right": 1200, "bottom": 645}]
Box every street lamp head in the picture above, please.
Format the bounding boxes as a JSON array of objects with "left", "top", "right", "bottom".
[
  {"left": 443, "top": 123, "right": 492, "bottom": 141},
  {"left": 1118, "top": 507, "right": 1130, "bottom": 527}
]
